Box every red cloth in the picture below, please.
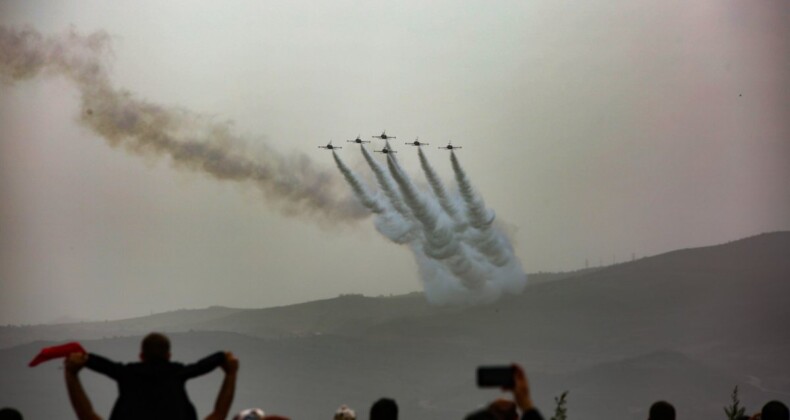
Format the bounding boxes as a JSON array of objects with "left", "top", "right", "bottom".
[{"left": 28, "top": 342, "right": 86, "bottom": 367}]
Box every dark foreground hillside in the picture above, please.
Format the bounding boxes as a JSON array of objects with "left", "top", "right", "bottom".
[{"left": 1, "top": 232, "right": 788, "bottom": 419}]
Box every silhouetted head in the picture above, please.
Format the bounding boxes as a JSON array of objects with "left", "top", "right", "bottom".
[
  {"left": 0, "top": 408, "right": 23, "bottom": 420},
  {"left": 487, "top": 399, "right": 518, "bottom": 420},
  {"left": 370, "top": 398, "right": 398, "bottom": 420},
  {"left": 648, "top": 401, "right": 675, "bottom": 420},
  {"left": 140, "top": 332, "right": 171, "bottom": 362},
  {"left": 762, "top": 401, "right": 790, "bottom": 420},
  {"left": 334, "top": 405, "right": 355, "bottom": 420},
  {"left": 233, "top": 408, "right": 265, "bottom": 420},
  {"left": 464, "top": 409, "right": 496, "bottom": 420}
]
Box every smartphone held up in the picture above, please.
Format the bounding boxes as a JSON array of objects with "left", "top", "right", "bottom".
[{"left": 476, "top": 366, "right": 515, "bottom": 389}]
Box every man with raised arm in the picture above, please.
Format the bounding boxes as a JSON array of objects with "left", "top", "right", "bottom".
[{"left": 64, "top": 332, "right": 237, "bottom": 420}]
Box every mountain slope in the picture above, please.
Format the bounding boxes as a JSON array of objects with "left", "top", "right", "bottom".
[{"left": 1, "top": 232, "right": 788, "bottom": 420}]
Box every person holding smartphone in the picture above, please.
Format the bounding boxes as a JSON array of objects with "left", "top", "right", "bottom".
[{"left": 467, "top": 364, "right": 543, "bottom": 420}]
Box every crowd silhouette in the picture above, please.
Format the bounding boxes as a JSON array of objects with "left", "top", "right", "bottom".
[{"left": 8, "top": 332, "right": 789, "bottom": 420}]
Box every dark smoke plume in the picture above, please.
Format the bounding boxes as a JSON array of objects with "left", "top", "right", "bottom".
[{"left": 0, "top": 26, "right": 365, "bottom": 222}]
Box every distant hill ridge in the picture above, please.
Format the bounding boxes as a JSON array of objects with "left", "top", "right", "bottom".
[{"left": 1, "top": 231, "right": 788, "bottom": 349}]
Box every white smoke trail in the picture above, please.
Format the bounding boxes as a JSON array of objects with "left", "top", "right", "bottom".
[
  {"left": 353, "top": 143, "right": 512, "bottom": 300},
  {"left": 340, "top": 145, "right": 470, "bottom": 293},
  {"left": 448, "top": 151, "right": 520, "bottom": 268},
  {"left": 360, "top": 145, "right": 413, "bottom": 220},
  {"left": 418, "top": 147, "right": 461, "bottom": 222},
  {"left": 332, "top": 151, "right": 384, "bottom": 214},
  {"left": 333, "top": 149, "right": 414, "bottom": 244},
  {"left": 0, "top": 26, "right": 365, "bottom": 222},
  {"left": 385, "top": 155, "right": 490, "bottom": 290},
  {"left": 445, "top": 153, "right": 527, "bottom": 295},
  {"left": 349, "top": 145, "right": 488, "bottom": 298},
  {"left": 450, "top": 151, "right": 495, "bottom": 229},
  {"left": 384, "top": 153, "right": 450, "bottom": 252},
  {"left": 417, "top": 148, "right": 508, "bottom": 268}
]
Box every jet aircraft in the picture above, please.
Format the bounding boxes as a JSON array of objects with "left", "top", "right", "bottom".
[
  {"left": 374, "top": 146, "right": 397, "bottom": 154},
  {"left": 319, "top": 141, "right": 342, "bottom": 150},
  {"left": 373, "top": 131, "right": 396, "bottom": 140},
  {"left": 347, "top": 135, "right": 370, "bottom": 144},
  {"left": 406, "top": 137, "right": 429, "bottom": 147},
  {"left": 439, "top": 141, "right": 462, "bottom": 151}
]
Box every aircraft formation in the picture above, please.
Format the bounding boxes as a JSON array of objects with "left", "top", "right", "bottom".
[
  {"left": 325, "top": 128, "right": 526, "bottom": 303},
  {"left": 320, "top": 131, "right": 460, "bottom": 153}
]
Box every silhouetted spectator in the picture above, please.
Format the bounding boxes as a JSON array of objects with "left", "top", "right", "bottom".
[
  {"left": 465, "top": 399, "right": 520, "bottom": 420},
  {"left": 465, "top": 410, "right": 497, "bottom": 420},
  {"left": 232, "top": 409, "right": 290, "bottom": 420},
  {"left": 648, "top": 401, "right": 675, "bottom": 420},
  {"left": 370, "top": 398, "right": 398, "bottom": 420},
  {"left": 488, "top": 399, "right": 519, "bottom": 420},
  {"left": 64, "top": 332, "right": 235, "bottom": 420},
  {"left": 65, "top": 350, "right": 237, "bottom": 420},
  {"left": 757, "top": 400, "right": 790, "bottom": 420},
  {"left": 233, "top": 408, "right": 265, "bottom": 419},
  {"left": 0, "top": 408, "right": 23, "bottom": 420},
  {"left": 334, "top": 404, "right": 356, "bottom": 420},
  {"left": 465, "top": 364, "right": 543, "bottom": 420}
]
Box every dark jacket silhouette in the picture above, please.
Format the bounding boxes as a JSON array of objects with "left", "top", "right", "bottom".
[{"left": 86, "top": 351, "right": 225, "bottom": 420}]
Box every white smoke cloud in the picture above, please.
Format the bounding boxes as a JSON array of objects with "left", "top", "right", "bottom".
[
  {"left": 1, "top": 26, "right": 527, "bottom": 305},
  {"left": 386, "top": 153, "right": 488, "bottom": 290},
  {"left": 340, "top": 141, "right": 528, "bottom": 303}
]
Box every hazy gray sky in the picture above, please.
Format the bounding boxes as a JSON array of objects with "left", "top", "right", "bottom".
[{"left": 1, "top": 0, "right": 788, "bottom": 325}]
